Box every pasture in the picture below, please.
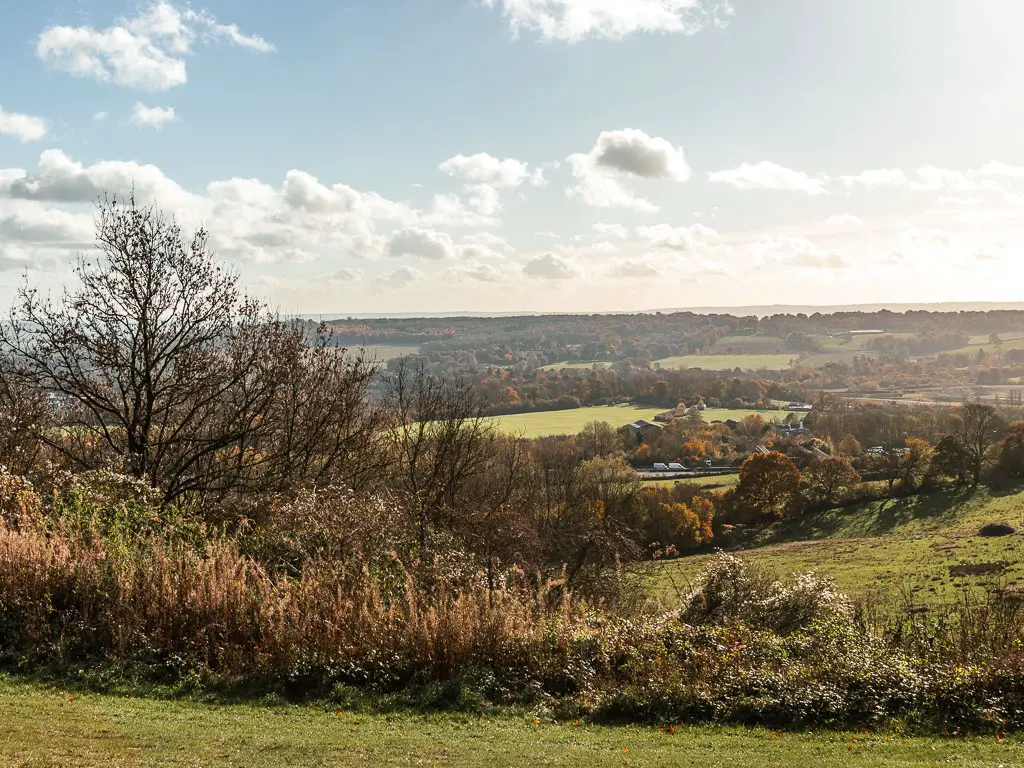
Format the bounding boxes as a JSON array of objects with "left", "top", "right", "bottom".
[
  {"left": 649, "top": 486, "right": 1024, "bottom": 610},
  {"left": 0, "top": 677, "right": 1016, "bottom": 767},
  {"left": 654, "top": 353, "right": 799, "bottom": 371},
  {"left": 485, "top": 406, "right": 782, "bottom": 438},
  {"left": 643, "top": 473, "right": 739, "bottom": 491}
]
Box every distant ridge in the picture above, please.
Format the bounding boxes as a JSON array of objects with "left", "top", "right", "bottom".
[{"left": 304, "top": 301, "right": 1024, "bottom": 322}]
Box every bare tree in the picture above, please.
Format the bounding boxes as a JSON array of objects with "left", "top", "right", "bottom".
[
  {"left": 955, "top": 403, "right": 1005, "bottom": 486},
  {"left": 384, "top": 358, "right": 496, "bottom": 547},
  {"left": 0, "top": 195, "right": 378, "bottom": 503}
]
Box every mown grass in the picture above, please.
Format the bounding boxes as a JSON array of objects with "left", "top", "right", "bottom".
[
  {"left": 649, "top": 485, "right": 1024, "bottom": 609},
  {"left": 484, "top": 406, "right": 778, "bottom": 438},
  {"left": 0, "top": 677, "right": 1017, "bottom": 767}
]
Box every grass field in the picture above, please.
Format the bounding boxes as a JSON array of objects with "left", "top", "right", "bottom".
[
  {"left": 649, "top": 486, "right": 1024, "bottom": 609},
  {"left": 365, "top": 345, "right": 421, "bottom": 360},
  {"left": 0, "top": 678, "right": 1016, "bottom": 767},
  {"left": 655, "top": 354, "right": 799, "bottom": 371},
  {"left": 643, "top": 473, "right": 739, "bottom": 491},
  {"left": 485, "top": 407, "right": 782, "bottom": 438}
]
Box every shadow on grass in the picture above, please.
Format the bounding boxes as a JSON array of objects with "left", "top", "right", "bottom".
[{"left": 759, "top": 486, "right": 982, "bottom": 546}]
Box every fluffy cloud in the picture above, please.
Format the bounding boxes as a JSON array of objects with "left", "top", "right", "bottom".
[
  {"left": 37, "top": 2, "right": 275, "bottom": 92},
  {"left": 755, "top": 235, "right": 849, "bottom": 269},
  {"left": 482, "top": 0, "right": 733, "bottom": 42},
  {"left": 900, "top": 227, "right": 952, "bottom": 248},
  {"left": 2, "top": 149, "right": 192, "bottom": 206},
  {"left": 567, "top": 129, "right": 689, "bottom": 213},
  {"left": 709, "top": 161, "right": 828, "bottom": 195},
  {"left": 636, "top": 222, "right": 719, "bottom": 250},
  {"left": 439, "top": 153, "right": 536, "bottom": 187},
  {"left": 0, "top": 205, "right": 92, "bottom": 245},
  {"left": 593, "top": 222, "right": 629, "bottom": 239},
  {"left": 608, "top": 257, "right": 663, "bottom": 279},
  {"left": 131, "top": 103, "right": 177, "bottom": 130},
  {"left": 838, "top": 169, "right": 909, "bottom": 189},
  {"left": 376, "top": 265, "right": 425, "bottom": 290},
  {"left": 523, "top": 253, "right": 578, "bottom": 280},
  {"left": 0, "top": 106, "right": 48, "bottom": 142},
  {"left": 975, "top": 162, "right": 1024, "bottom": 179},
  {"left": 583, "top": 129, "right": 690, "bottom": 180},
  {"left": 824, "top": 214, "right": 864, "bottom": 230},
  {"left": 386, "top": 228, "right": 456, "bottom": 260}
]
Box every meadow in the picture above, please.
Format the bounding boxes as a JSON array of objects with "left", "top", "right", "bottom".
[
  {"left": 643, "top": 473, "right": 740, "bottom": 490},
  {"left": 0, "top": 677, "right": 1017, "bottom": 767},
  {"left": 654, "top": 353, "right": 799, "bottom": 371},
  {"left": 649, "top": 485, "right": 1024, "bottom": 609},
  {"left": 485, "top": 406, "right": 781, "bottom": 438}
]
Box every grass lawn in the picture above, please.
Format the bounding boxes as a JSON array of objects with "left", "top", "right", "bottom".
[
  {"left": 0, "top": 678, "right": 1017, "bottom": 767},
  {"left": 485, "top": 407, "right": 782, "bottom": 438},
  {"left": 655, "top": 354, "right": 799, "bottom": 371},
  {"left": 649, "top": 486, "right": 1024, "bottom": 609}
]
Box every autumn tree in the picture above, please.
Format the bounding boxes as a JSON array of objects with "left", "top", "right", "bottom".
[
  {"left": 803, "top": 456, "right": 860, "bottom": 505},
  {"left": 896, "top": 437, "right": 934, "bottom": 492},
  {"left": 953, "top": 403, "right": 1005, "bottom": 485},
  {"left": 996, "top": 422, "right": 1024, "bottom": 479},
  {"left": 734, "top": 451, "right": 802, "bottom": 522},
  {"left": 931, "top": 435, "right": 972, "bottom": 488},
  {"left": 576, "top": 420, "right": 623, "bottom": 460}
]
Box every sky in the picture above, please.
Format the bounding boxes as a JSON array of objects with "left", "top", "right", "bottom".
[{"left": 2, "top": 0, "right": 1024, "bottom": 315}]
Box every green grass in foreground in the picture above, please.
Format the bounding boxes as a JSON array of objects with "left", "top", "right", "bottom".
[
  {"left": 0, "top": 679, "right": 1017, "bottom": 767},
  {"left": 484, "top": 406, "right": 780, "bottom": 438},
  {"left": 650, "top": 486, "right": 1024, "bottom": 609}
]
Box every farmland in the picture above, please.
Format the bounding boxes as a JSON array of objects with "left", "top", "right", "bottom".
[
  {"left": 484, "top": 406, "right": 783, "bottom": 438},
  {"left": 0, "top": 677, "right": 1017, "bottom": 767},
  {"left": 643, "top": 473, "right": 740, "bottom": 490},
  {"left": 654, "top": 353, "right": 799, "bottom": 371},
  {"left": 649, "top": 485, "right": 1024, "bottom": 609}
]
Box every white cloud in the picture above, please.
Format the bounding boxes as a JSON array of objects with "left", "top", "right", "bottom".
[
  {"left": 37, "top": 1, "right": 275, "bottom": 92},
  {"left": 709, "top": 161, "right": 828, "bottom": 195},
  {"left": 93, "top": 111, "right": 109, "bottom": 121},
  {"left": 566, "top": 129, "right": 689, "bottom": 213},
  {"left": 482, "top": 0, "right": 733, "bottom": 42},
  {"left": 755, "top": 235, "right": 850, "bottom": 269},
  {"left": 3, "top": 149, "right": 191, "bottom": 206},
  {"left": 377, "top": 265, "right": 425, "bottom": 290},
  {"left": 0, "top": 106, "right": 48, "bottom": 142},
  {"left": 910, "top": 166, "right": 979, "bottom": 194},
  {"left": 331, "top": 267, "right": 365, "bottom": 282},
  {"left": 975, "top": 161, "right": 1024, "bottom": 179},
  {"left": 636, "top": 222, "right": 719, "bottom": 250},
  {"left": 900, "top": 227, "right": 951, "bottom": 248},
  {"left": 465, "top": 184, "right": 501, "bottom": 216},
  {"left": 824, "top": 214, "right": 864, "bottom": 230},
  {"left": 523, "top": 253, "right": 578, "bottom": 280},
  {"left": 439, "top": 153, "right": 534, "bottom": 187},
  {"left": 386, "top": 228, "right": 456, "bottom": 261},
  {"left": 593, "top": 222, "right": 629, "bottom": 239},
  {"left": 130, "top": 103, "right": 177, "bottom": 130},
  {"left": 582, "top": 129, "right": 690, "bottom": 180},
  {"left": 839, "top": 168, "right": 909, "bottom": 189},
  {"left": 608, "top": 257, "right": 663, "bottom": 279}
]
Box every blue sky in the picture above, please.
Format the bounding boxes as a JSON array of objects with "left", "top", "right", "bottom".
[{"left": 2, "top": 0, "right": 1024, "bottom": 313}]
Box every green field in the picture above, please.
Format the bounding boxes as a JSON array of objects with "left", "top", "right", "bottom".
[
  {"left": 0, "top": 678, "right": 1016, "bottom": 767},
  {"left": 365, "top": 345, "right": 421, "bottom": 360},
  {"left": 650, "top": 486, "right": 1024, "bottom": 609},
  {"left": 655, "top": 354, "right": 799, "bottom": 371},
  {"left": 797, "top": 350, "right": 877, "bottom": 368},
  {"left": 485, "top": 407, "right": 783, "bottom": 438},
  {"left": 643, "top": 473, "right": 739, "bottom": 491}
]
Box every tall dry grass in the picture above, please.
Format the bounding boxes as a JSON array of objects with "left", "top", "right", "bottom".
[{"left": 0, "top": 519, "right": 580, "bottom": 684}]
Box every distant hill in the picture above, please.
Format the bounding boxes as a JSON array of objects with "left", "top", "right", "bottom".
[{"left": 303, "top": 302, "right": 1024, "bottom": 321}]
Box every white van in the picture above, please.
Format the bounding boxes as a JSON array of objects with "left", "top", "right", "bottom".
[
  {"left": 653, "top": 463, "right": 669, "bottom": 471},
  {"left": 667, "top": 462, "right": 684, "bottom": 471}
]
